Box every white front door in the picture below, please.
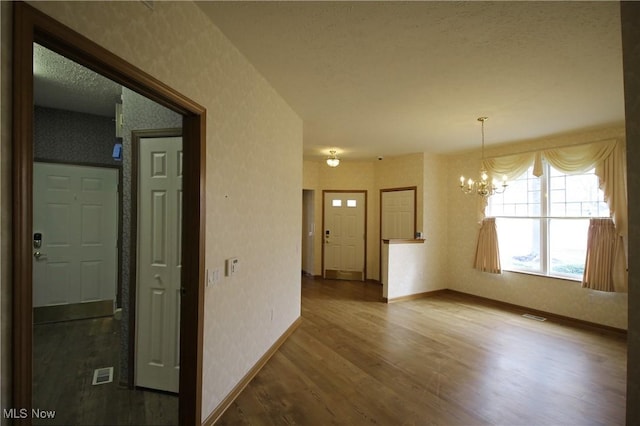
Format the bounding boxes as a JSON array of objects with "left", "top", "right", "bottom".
[
  {"left": 32, "top": 162, "right": 117, "bottom": 307},
  {"left": 323, "top": 192, "right": 366, "bottom": 280},
  {"left": 135, "top": 136, "right": 182, "bottom": 393}
]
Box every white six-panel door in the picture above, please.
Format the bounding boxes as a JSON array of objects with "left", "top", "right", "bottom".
[
  {"left": 323, "top": 192, "right": 365, "bottom": 279},
  {"left": 33, "top": 162, "right": 117, "bottom": 308},
  {"left": 381, "top": 189, "right": 415, "bottom": 240},
  {"left": 135, "top": 136, "right": 182, "bottom": 393}
]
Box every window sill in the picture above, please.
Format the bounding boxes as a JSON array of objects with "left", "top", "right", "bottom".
[{"left": 502, "top": 268, "right": 582, "bottom": 283}]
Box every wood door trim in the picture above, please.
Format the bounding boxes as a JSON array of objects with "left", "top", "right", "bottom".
[
  {"left": 130, "top": 129, "right": 182, "bottom": 388},
  {"left": 12, "top": 3, "right": 206, "bottom": 425},
  {"left": 321, "top": 190, "right": 368, "bottom": 280},
  {"left": 379, "top": 187, "right": 417, "bottom": 281}
]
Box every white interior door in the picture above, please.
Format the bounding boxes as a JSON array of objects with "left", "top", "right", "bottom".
[
  {"left": 33, "top": 162, "right": 117, "bottom": 307},
  {"left": 381, "top": 189, "right": 415, "bottom": 239},
  {"left": 136, "top": 136, "right": 182, "bottom": 393},
  {"left": 323, "top": 192, "right": 365, "bottom": 280}
]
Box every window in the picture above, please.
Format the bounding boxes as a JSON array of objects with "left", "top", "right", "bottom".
[
  {"left": 332, "top": 199, "right": 342, "bottom": 207},
  {"left": 347, "top": 199, "right": 357, "bottom": 207},
  {"left": 488, "top": 163, "right": 609, "bottom": 280}
]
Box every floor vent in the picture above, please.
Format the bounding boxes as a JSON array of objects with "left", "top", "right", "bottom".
[
  {"left": 92, "top": 367, "right": 114, "bottom": 386},
  {"left": 522, "top": 313, "right": 547, "bottom": 322}
]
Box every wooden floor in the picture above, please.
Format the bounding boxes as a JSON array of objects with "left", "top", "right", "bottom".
[
  {"left": 33, "top": 316, "right": 178, "bottom": 425},
  {"left": 218, "top": 276, "right": 627, "bottom": 425}
]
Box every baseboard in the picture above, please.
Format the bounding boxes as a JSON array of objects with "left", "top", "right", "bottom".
[
  {"left": 203, "top": 316, "right": 303, "bottom": 425},
  {"left": 445, "top": 289, "right": 627, "bottom": 336},
  {"left": 382, "top": 289, "right": 448, "bottom": 303}
]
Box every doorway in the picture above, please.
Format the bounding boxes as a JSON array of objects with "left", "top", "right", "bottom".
[
  {"left": 379, "top": 187, "right": 417, "bottom": 280},
  {"left": 13, "top": 4, "right": 205, "bottom": 425},
  {"left": 322, "top": 190, "right": 367, "bottom": 281}
]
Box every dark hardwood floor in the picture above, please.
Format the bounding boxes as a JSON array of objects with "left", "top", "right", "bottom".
[
  {"left": 33, "top": 316, "right": 178, "bottom": 425},
  {"left": 217, "top": 276, "right": 626, "bottom": 425}
]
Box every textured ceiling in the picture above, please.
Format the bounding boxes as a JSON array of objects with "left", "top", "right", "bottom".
[
  {"left": 198, "top": 1, "right": 625, "bottom": 160},
  {"left": 34, "top": 43, "right": 121, "bottom": 117}
]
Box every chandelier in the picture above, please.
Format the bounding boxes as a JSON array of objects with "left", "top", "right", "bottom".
[
  {"left": 326, "top": 150, "right": 340, "bottom": 167},
  {"left": 459, "top": 117, "right": 508, "bottom": 197}
]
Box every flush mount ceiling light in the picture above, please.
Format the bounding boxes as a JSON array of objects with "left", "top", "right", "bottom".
[
  {"left": 459, "top": 117, "right": 508, "bottom": 197},
  {"left": 326, "top": 149, "right": 340, "bottom": 167}
]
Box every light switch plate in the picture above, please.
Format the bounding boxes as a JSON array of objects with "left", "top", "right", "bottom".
[{"left": 207, "top": 269, "right": 220, "bottom": 287}]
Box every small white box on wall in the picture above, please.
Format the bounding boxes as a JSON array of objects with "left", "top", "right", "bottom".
[{"left": 225, "top": 258, "right": 239, "bottom": 276}]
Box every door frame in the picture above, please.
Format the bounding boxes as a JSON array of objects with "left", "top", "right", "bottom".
[
  {"left": 12, "top": 3, "right": 206, "bottom": 425},
  {"left": 321, "top": 190, "right": 367, "bottom": 280},
  {"left": 130, "top": 128, "right": 182, "bottom": 388},
  {"left": 379, "top": 186, "right": 417, "bottom": 280}
]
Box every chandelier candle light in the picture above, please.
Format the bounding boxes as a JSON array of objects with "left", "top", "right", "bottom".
[{"left": 459, "top": 117, "right": 508, "bottom": 197}]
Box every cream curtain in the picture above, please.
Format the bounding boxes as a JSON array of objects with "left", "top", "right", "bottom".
[
  {"left": 474, "top": 218, "right": 501, "bottom": 274},
  {"left": 476, "top": 138, "right": 627, "bottom": 290},
  {"left": 582, "top": 218, "right": 617, "bottom": 292},
  {"left": 595, "top": 141, "right": 628, "bottom": 291}
]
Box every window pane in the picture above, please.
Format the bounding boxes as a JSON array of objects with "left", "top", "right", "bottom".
[
  {"left": 550, "top": 175, "right": 565, "bottom": 190},
  {"left": 347, "top": 199, "right": 357, "bottom": 207},
  {"left": 550, "top": 188, "right": 566, "bottom": 204},
  {"left": 332, "top": 199, "right": 342, "bottom": 207},
  {"left": 549, "top": 219, "right": 588, "bottom": 279},
  {"left": 496, "top": 218, "right": 541, "bottom": 273},
  {"left": 504, "top": 179, "right": 528, "bottom": 205},
  {"left": 548, "top": 166, "right": 609, "bottom": 218},
  {"left": 566, "top": 203, "right": 582, "bottom": 216},
  {"left": 488, "top": 165, "right": 539, "bottom": 218},
  {"left": 550, "top": 202, "right": 566, "bottom": 216}
]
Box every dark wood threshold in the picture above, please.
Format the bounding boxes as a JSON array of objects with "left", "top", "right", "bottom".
[
  {"left": 445, "top": 289, "right": 627, "bottom": 337},
  {"left": 203, "top": 316, "right": 303, "bottom": 425}
]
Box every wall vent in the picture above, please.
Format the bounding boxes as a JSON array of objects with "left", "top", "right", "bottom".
[
  {"left": 522, "top": 313, "right": 547, "bottom": 322},
  {"left": 92, "top": 367, "right": 114, "bottom": 385}
]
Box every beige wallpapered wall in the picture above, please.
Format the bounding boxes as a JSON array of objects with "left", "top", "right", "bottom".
[
  {"left": 422, "top": 152, "right": 449, "bottom": 291},
  {"left": 446, "top": 125, "right": 628, "bottom": 329},
  {"left": 6, "top": 1, "right": 303, "bottom": 421}
]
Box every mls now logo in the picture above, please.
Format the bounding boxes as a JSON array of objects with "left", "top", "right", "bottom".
[
  {"left": 3, "top": 408, "right": 28, "bottom": 419},
  {"left": 32, "top": 408, "right": 56, "bottom": 419},
  {"left": 3, "top": 408, "right": 56, "bottom": 419}
]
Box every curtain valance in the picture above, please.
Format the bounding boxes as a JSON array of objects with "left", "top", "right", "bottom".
[{"left": 481, "top": 139, "right": 626, "bottom": 234}]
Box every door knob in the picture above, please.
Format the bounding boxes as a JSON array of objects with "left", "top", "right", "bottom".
[{"left": 33, "top": 251, "right": 47, "bottom": 260}]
